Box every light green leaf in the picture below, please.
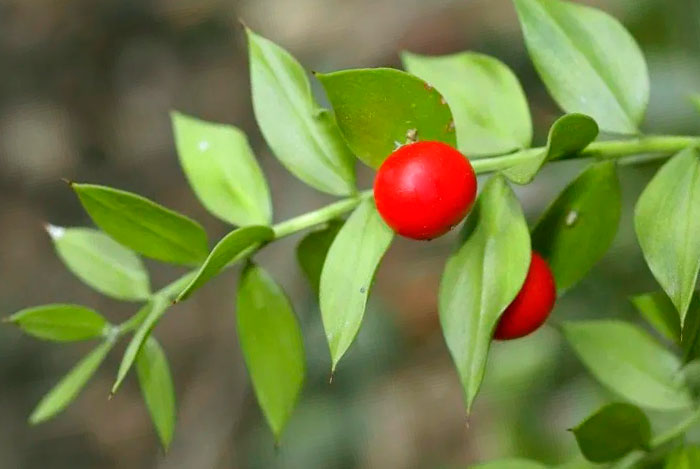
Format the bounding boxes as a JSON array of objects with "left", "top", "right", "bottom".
[
  {"left": 504, "top": 113, "right": 598, "bottom": 184},
  {"left": 439, "top": 175, "right": 531, "bottom": 412},
  {"left": 30, "top": 340, "right": 113, "bottom": 424},
  {"left": 48, "top": 226, "right": 150, "bottom": 301},
  {"left": 112, "top": 297, "right": 169, "bottom": 395},
  {"left": 563, "top": 320, "right": 692, "bottom": 410},
  {"left": 246, "top": 29, "right": 355, "bottom": 195},
  {"left": 320, "top": 199, "right": 393, "bottom": 370},
  {"left": 176, "top": 225, "right": 274, "bottom": 302},
  {"left": 402, "top": 51, "right": 531, "bottom": 157},
  {"left": 7, "top": 304, "right": 109, "bottom": 342},
  {"left": 73, "top": 183, "right": 209, "bottom": 266},
  {"left": 630, "top": 291, "right": 681, "bottom": 345},
  {"left": 317, "top": 68, "right": 456, "bottom": 168},
  {"left": 296, "top": 220, "right": 343, "bottom": 294},
  {"left": 172, "top": 112, "right": 272, "bottom": 226},
  {"left": 532, "top": 161, "right": 620, "bottom": 292},
  {"left": 136, "top": 336, "right": 176, "bottom": 450},
  {"left": 237, "top": 264, "right": 305, "bottom": 440},
  {"left": 635, "top": 147, "right": 700, "bottom": 326},
  {"left": 470, "top": 459, "right": 547, "bottom": 469},
  {"left": 513, "top": 0, "right": 649, "bottom": 134},
  {"left": 572, "top": 403, "right": 651, "bottom": 463},
  {"left": 665, "top": 446, "right": 700, "bottom": 469}
]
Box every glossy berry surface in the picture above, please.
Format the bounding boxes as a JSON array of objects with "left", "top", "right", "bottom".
[
  {"left": 373, "top": 141, "right": 477, "bottom": 240},
  {"left": 494, "top": 252, "right": 557, "bottom": 340}
]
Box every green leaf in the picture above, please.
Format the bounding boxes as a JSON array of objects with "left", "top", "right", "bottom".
[
  {"left": 320, "top": 199, "right": 393, "bottom": 370},
  {"left": 635, "top": 147, "right": 700, "bottom": 326},
  {"left": 47, "top": 226, "right": 150, "bottom": 301},
  {"left": 317, "top": 68, "right": 456, "bottom": 168},
  {"left": 470, "top": 459, "right": 547, "bottom": 469},
  {"left": 679, "top": 293, "right": 700, "bottom": 362},
  {"left": 296, "top": 220, "right": 343, "bottom": 294},
  {"left": 513, "top": 0, "right": 649, "bottom": 134},
  {"left": 136, "top": 336, "right": 176, "bottom": 450},
  {"left": 236, "top": 264, "right": 305, "bottom": 440},
  {"left": 7, "top": 304, "right": 109, "bottom": 342},
  {"left": 439, "top": 175, "right": 531, "bottom": 412},
  {"left": 402, "top": 51, "right": 531, "bottom": 157},
  {"left": 176, "top": 225, "right": 274, "bottom": 302},
  {"left": 630, "top": 291, "right": 681, "bottom": 345},
  {"left": 246, "top": 29, "right": 355, "bottom": 195},
  {"left": 532, "top": 161, "right": 620, "bottom": 292},
  {"left": 665, "top": 446, "right": 700, "bottom": 469},
  {"left": 111, "top": 297, "right": 169, "bottom": 395},
  {"left": 29, "top": 340, "right": 113, "bottom": 424},
  {"left": 72, "top": 183, "right": 209, "bottom": 266},
  {"left": 171, "top": 112, "right": 272, "bottom": 226},
  {"left": 563, "top": 320, "right": 692, "bottom": 410},
  {"left": 690, "top": 95, "right": 700, "bottom": 115},
  {"left": 572, "top": 403, "right": 651, "bottom": 463},
  {"left": 504, "top": 113, "right": 598, "bottom": 184}
]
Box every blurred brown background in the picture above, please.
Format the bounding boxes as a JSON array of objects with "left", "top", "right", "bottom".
[{"left": 2, "top": 0, "right": 700, "bottom": 468}]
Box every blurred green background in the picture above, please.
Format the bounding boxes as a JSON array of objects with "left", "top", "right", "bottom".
[{"left": 2, "top": 0, "right": 700, "bottom": 467}]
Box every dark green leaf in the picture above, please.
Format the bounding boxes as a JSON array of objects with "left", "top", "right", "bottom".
[
  {"left": 513, "top": 0, "right": 649, "bottom": 134},
  {"left": 237, "top": 264, "right": 305, "bottom": 439},
  {"left": 439, "top": 175, "right": 531, "bottom": 412},
  {"left": 532, "top": 161, "right": 620, "bottom": 292},
  {"left": 8, "top": 304, "right": 109, "bottom": 342},
  {"left": 172, "top": 112, "right": 272, "bottom": 226},
  {"left": 572, "top": 403, "right": 651, "bottom": 463},
  {"left": 246, "top": 29, "right": 356, "bottom": 195},
  {"left": 73, "top": 183, "right": 209, "bottom": 266},
  {"left": 665, "top": 445, "right": 700, "bottom": 469},
  {"left": 317, "top": 68, "right": 456, "bottom": 168},
  {"left": 29, "top": 340, "right": 113, "bottom": 424},
  {"left": 470, "top": 459, "right": 547, "bottom": 469},
  {"left": 504, "top": 113, "right": 598, "bottom": 184},
  {"left": 176, "top": 225, "right": 274, "bottom": 302},
  {"left": 48, "top": 226, "right": 150, "bottom": 301},
  {"left": 136, "top": 336, "right": 176, "bottom": 450},
  {"left": 630, "top": 291, "right": 681, "bottom": 345},
  {"left": 635, "top": 147, "right": 700, "bottom": 326},
  {"left": 296, "top": 220, "right": 343, "bottom": 294},
  {"left": 563, "top": 320, "right": 691, "bottom": 410},
  {"left": 402, "top": 51, "right": 531, "bottom": 157},
  {"left": 680, "top": 294, "right": 700, "bottom": 362},
  {"left": 320, "top": 199, "right": 393, "bottom": 370}
]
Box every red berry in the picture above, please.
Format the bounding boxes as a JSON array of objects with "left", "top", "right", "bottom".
[
  {"left": 374, "top": 141, "right": 477, "bottom": 240},
  {"left": 494, "top": 253, "right": 557, "bottom": 340}
]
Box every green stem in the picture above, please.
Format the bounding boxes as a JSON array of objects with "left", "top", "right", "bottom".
[{"left": 650, "top": 406, "right": 700, "bottom": 447}]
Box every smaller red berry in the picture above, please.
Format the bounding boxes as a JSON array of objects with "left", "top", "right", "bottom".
[
  {"left": 494, "top": 252, "right": 556, "bottom": 340},
  {"left": 374, "top": 141, "right": 477, "bottom": 240}
]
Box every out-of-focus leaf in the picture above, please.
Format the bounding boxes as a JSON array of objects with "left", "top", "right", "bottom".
[
  {"left": 402, "top": 51, "right": 531, "bottom": 157},
  {"left": 439, "top": 175, "right": 531, "bottom": 412},
  {"left": 680, "top": 293, "right": 700, "bottom": 362},
  {"left": 665, "top": 445, "right": 700, "bottom": 469},
  {"left": 470, "top": 459, "right": 547, "bottom": 469},
  {"left": 172, "top": 112, "right": 272, "bottom": 226},
  {"left": 246, "top": 29, "right": 356, "bottom": 195},
  {"left": 72, "top": 183, "right": 208, "bottom": 266},
  {"left": 7, "top": 304, "right": 109, "bottom": 342},
  {"left": 237, "top": 264, "right": 305, "bottom": 440},
  {"left": 296, "top": 220, "right": 343, "bottom": 294},
  {"left": 630, "top": 291, "right": 681, "bottom": 345},
  {"left": 317, "top": 68, "right": 456, "bottom": 168}
]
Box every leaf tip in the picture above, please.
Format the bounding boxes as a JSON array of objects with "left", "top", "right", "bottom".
[
  {"left": 60, "top": 177, "right": 74, "bottom": 187},
  {"left": 44, "top": 223, "right": 66, "bottom": 240},
  {"left": 237, "top": 17, "right": 250, "bottom": 31}
]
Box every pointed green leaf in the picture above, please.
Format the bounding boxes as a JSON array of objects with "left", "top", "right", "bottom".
[
  {"left": 635, "top": 147, "right": 700, "bottom": 326},
  {"left": 176, "top": 225, "right": 274, "bottom": 302},
  {"left": 237, "top": 264, "right": 305, "bottom": 439},
  {"left": 513, "top": 0, "right": 649, "bottom": 134},
  {"left": 30, "top": 340, "right": 113, "bottom": 424},
  {"left": 402, "top": 51, "right": 531, "bottom": 157},
  {"left": 572, "top": 403, "right": 651, "bottom": 463},
  {"left": 296, "top": 220, "right": 343, "bottom": 294},
  {"left": 246, "top": 29, "right": 355, "bottom": 195},
  {"left": 532, "top": 161, "right": 620, "bottom": 292},
  {"left": 172, "top": 112, "right": 272, "bottom": 226},
  {"left": 665, "top": 445, "right": 700, "bottom": 469},
  {"left": 471, "top": 458, "right": 547, "bottom": 469},
  {"left": 8, "top": 304, "right": 109, "bottom": 342},
  {"left": 563, "top": 320, "right": 692, "bottom": 410},
  {"left": 439, "top": 175, "right": 531, "bottom": 412},
  {"left": 320, "top": 199, "right": 393, "bottom": 370},
  {"left": 73, "top": 183, "right": 209, "bottom": 266},
  {"left": 136, "top": 336, "right": 176, "bottom": 450},
  {"left": 48, "top": 226, "right": 150, "bottom": 301},
  {"left": 504, "top": 113, "right": 598, "bottom": 184},
  {"left": 630, "top": 291, "right": 681, "bottom": 345},
  {"left": 317, "top": 68, "right": 456, "bottom": 168}
]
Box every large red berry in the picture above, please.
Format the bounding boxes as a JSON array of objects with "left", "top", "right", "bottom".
[
  {"left": 494, "top": 252, "right": 557, "bottom": 340},
  {"left": 374, "top": 141, "right": 477, "bottom": 240}
]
